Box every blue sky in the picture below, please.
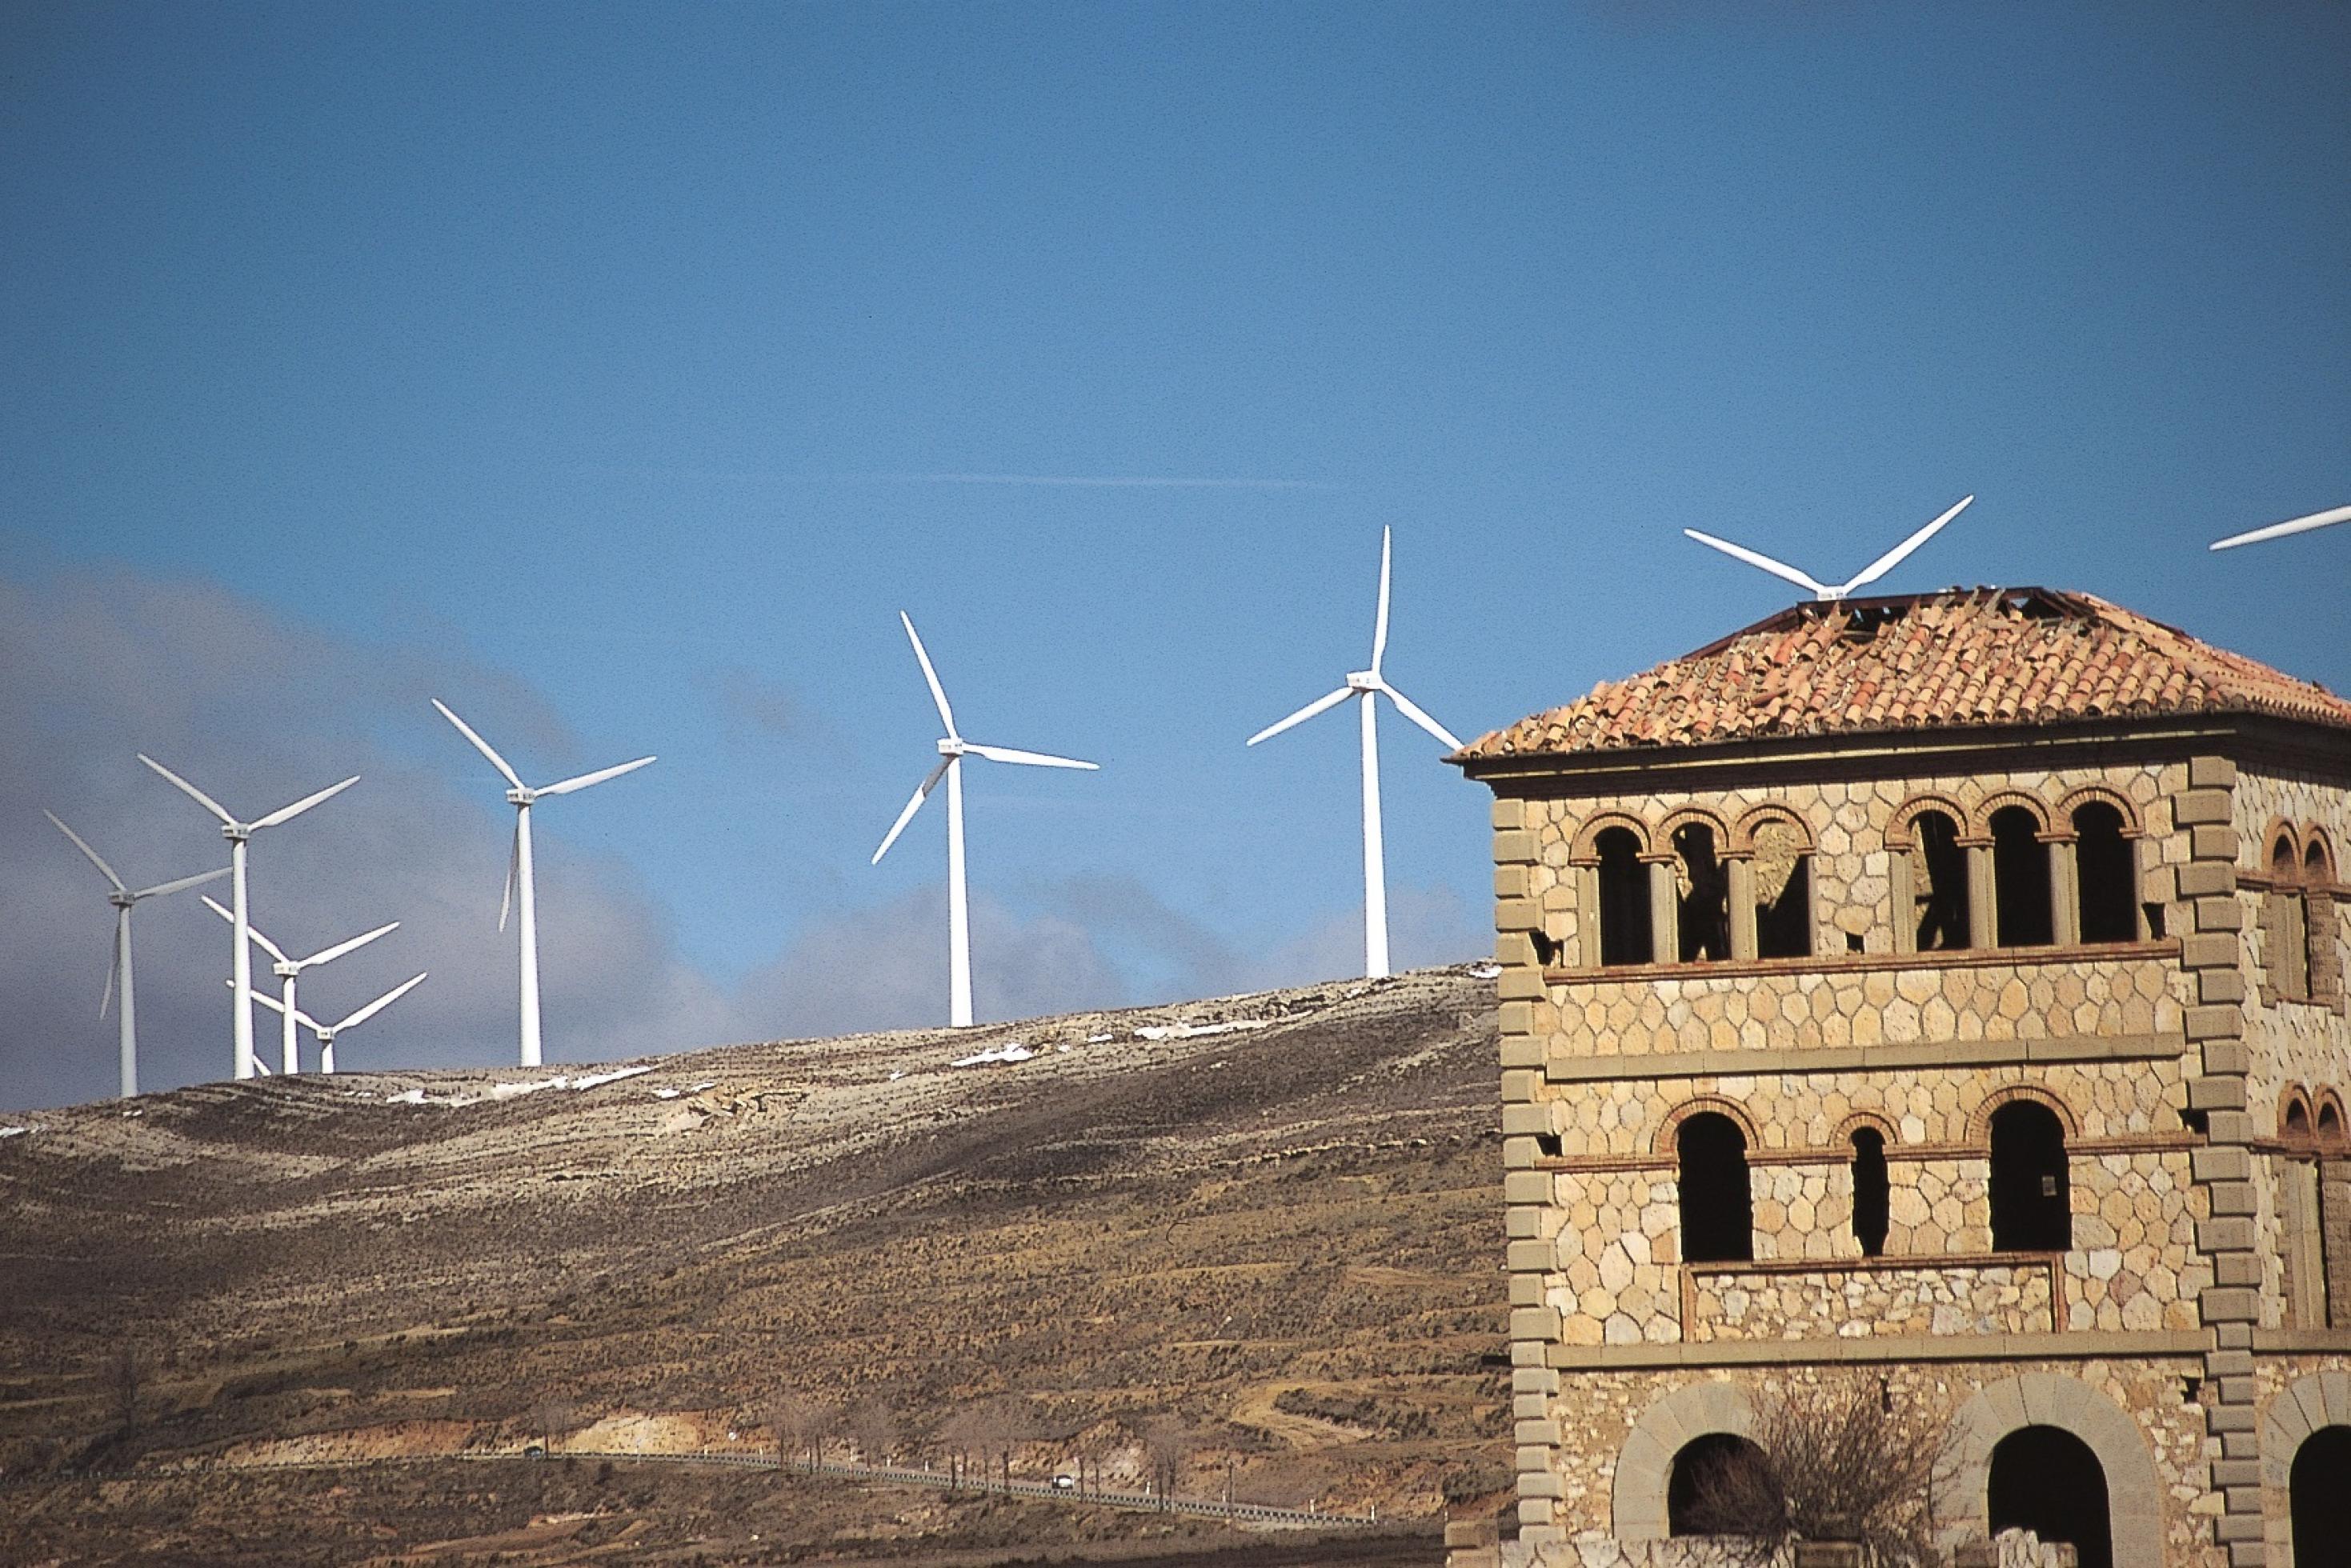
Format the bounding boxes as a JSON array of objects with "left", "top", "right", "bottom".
[{"left": 3, "top": 3, "right": 2345, "bottom": 1106}]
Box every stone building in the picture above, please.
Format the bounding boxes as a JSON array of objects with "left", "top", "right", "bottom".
[{"left": 1447, "top": 588, "right": 2351, "bottom": 1567}]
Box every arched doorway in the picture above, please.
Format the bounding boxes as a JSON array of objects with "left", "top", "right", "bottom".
[
  {"left": 1676, "top": 1111, "right": 1753, "bottom": 1263},
  {"left": 2293, "top": 1425, "right": 2351, "bottom": 1568},
  {"left": 1667, "top": 1431, "right": 1774, "bottom": 1537},
  {"left": 1988, "top": 1426, "right": 2110, "bottom": 1568}
]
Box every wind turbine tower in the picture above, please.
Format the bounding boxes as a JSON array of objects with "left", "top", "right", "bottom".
[
  {"left": 138, "top": 757, "right": 359, "bottom": 1081},
  {"left": 1246, "top": 528, "right": 1464, "bottom": 980},
  {"left": 202, "top": 897, "right": 397, "bottom": 1074},
  {"left": 871, "top": 612, "right": 1099, "bottom": 1027},
  {"left": 433, "top": 699, "right": 654, "bottom": 1067},
  {"left": 45, "top": 811, "right": 228, "bottom": 1097},
  {"left": 250, "top": 971, "right": 427, "bottom": 1074}
]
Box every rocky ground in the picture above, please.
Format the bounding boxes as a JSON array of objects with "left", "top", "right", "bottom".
[{"left": 0, "top": 964, "right": 1509, "bottom": 1564}]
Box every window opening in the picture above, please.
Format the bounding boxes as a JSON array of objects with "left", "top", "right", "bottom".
[
  {"left": 2321, "top": 1102, "right": 2344, "bottom": 1150},
  {"left": 1595, "top": 826, "right": 1652, "bottom": 967},
  {"left": 1911, "top": 810, "right": 1969, "bottom": 951},
  {"left": 1989, "top": 1100, "right": 2071, "bottom": 1250},
  {"left": 1676, "top": 1111, "right": 1753, "bottom": 1263},
  {"left": 1752, "top": 818, "right": 1812, "bottom": 959},
  {"left": 2293, "top": 1426, "right": 2351, "bottom": 1568},
  {"left": 2306, "top": 840, "right": 2338, "bottom": 1002},
  {"left": 2269, "top": 833, "right": 2310, "bottom": 1000},
  {"left": 1988, "top": 1426, "right": 2113, "bottom": 1568},
  {"left": 1990, "top": 806, "right": 2053, "bottom": 947},
  {"left": 2289, "top": 1098, "right": 2313, "bottom": 1142},
  {"left": 1672, "top": 823, "right": 1730, "bottom": 962},
  {"left": 2073, "top": 802, "right": 2137, "bottom": 943},
  {"left": 1665, "top": 1432, "right": 1774, "bottom": 1538},
  {"left": 1849, "top": 1128, "right": 1889, "bottom": 1258}
]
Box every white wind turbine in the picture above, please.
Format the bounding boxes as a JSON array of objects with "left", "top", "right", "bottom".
[
  {"left": 248, "top": 971, "right": 427, "bottom": 1074},
  {"left": 202, "top": 897, "right": 397, "bottom": 1075},
  {"left": 432, "top": 699, "right": 654, "bottom": 1067},
  {"left": 45, "top": 812, "right": 228, "bottom": 1098},
  {"left": 138, "top": 757, "right": 360, "bottom": 1082},
  {"left": 1246, "top": 527, "right": 1463, "bottom": 981},
  {"left": 871, "top": 612, "right": 1099, "bottom": 1028},
  {"left": 2209, "top": 502, "right": 2351, "bottom": 551},
  {"left": 1683, "top": 495, "right": 1976, "bottom": 601}
]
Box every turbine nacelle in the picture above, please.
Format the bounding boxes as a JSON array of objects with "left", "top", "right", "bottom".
[{"left": 1344, "top": 670, "right": 1379, "bottom": 693}]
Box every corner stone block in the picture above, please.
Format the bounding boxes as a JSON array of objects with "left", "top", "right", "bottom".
[
  {"left": 1515, "top": 1470, "right": 1564, "bottom": 1498},
  {"left": 2186, "top": 1004, "right": 2245, "bottom": 1041},
  {"left": 1496, "top": 898, "right": 1541, "bottom": 933},
  {"left": 2189, "top": 1077, "right": 2249, "bottom": 1112},
  {"left": 2188, "top": 756, "right": 2239, "bottom": 789},
  {"left": 1495, "top": 864, "right": 1532, "bottom": 900},
  {"left": 1502, "top": 1070, "right": 1543, "bottom": 1103},
  {"left": 2207, "top": 1180, "right": 2257, "bottom": 1216},
  {"left": 2191, "top": 825, "right": 2241, "bottom": 861},
  {"left": 1516, "top": 1418, "right": 1563, "bottom": 1447},
  {"left": 2198, "top": 968, "right": 2249, "bottom": 1004},
  {"left": 1504, "top": 1136, "right": 1543, "bottom": 1170},
  {"left": 1492, "top": 829, "right": 1538, "bottom": 865},
  {"left": 2214, "top": 1253, "right": 2260, "bottom": 1287},
  {"left": 1492, "top": 797, "right": 1528, "bottom": 831},
  {"left": 1500, "top": 1038, "right": 1545, "bottom": 1070},
  {"left": 2207, "top": 1110, "right": 2253, "bottom": 1145},
  {"left": 1506, "top": 1206, "right": 1543, "bottom": 1239},
  {"left": 2173, "top": 788, "right": 2234, "bottom": 826},
  {"left": 2180, "top": 933, "right": 2241, "bottom": 970},
  {"left": 1504, "top": 1170, "right": 1554, "bottom": 1206},
  {"left": 1499, "top": 1000, "right": 1536, "bottom": 1036},
  {"left": 2196, "top": 1216, "right": 2254, "bottom": 1252},
  {"left": 1516, "top": 1497, "right": 1556, "bottom": 1527},
  {"left": 2227, "top": 1542, "right": 2268, "bottom": 1567},
  {"left": 1508, "top": 1239, "right": 1554, "bottom": 1273},
  {"left": 2192, "top": 1147, "right": 2251, "bottom": 1183},
  {"left": 1498, "top": 969, "right": 1546, "bottom": 1002},
  {"left": 1502, "top": 1102, "right": 1552, "bottom": 1136},
  {"left": 2177, "top": 860, "right": 2238, "bottom": 898},
  {"left": 2200, "top": 1286, "right": 2261, "bottom": 1324},
  {"left": 1511, "top": 1306, "right": 1562, "bottom": 1342},
  {"left": 2194, "top": 899, "right": 2245, "bottom": 934},
  {"left": 2201, "top": 1041, "right": 2251, "bottom": 1076}
]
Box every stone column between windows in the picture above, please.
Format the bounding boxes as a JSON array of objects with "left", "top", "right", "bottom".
[
  {"left": 2173, "top": 756, "right": 2265, "bottom": 1566},
  {"left": 1890, "top": 835, "right": 1916, "bottom": 954},
  {"left": 1644, "top": 853, "right": 1679, "bottom": 965},
  {"left": 1725, "top": 852, "right": 1758, "bottom": 962},
  {"left": 1488, "top": 794, "right": 1567, "bottom": 1546},
  {"left": 1962, "top": 836, "right": 1997, "bottom": 949},
  {"left": 2045, "top": 827, "right": 2081, "bottom": 946}
]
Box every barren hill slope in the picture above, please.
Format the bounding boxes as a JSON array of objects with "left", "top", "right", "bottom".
[{"left": 0, "top": 965, "right": 1508, "bottom": 1564}]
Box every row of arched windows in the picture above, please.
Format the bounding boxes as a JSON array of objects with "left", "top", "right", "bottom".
[
  {"left": 1669, "top": 1098, "right": 2073, "bottom": 1264},
  {"left": 2280, "top": 1085, "right": 2347, "bottom": 1331},
  {"left": 1573, "top": 790, "right": 2157, "bottom": 969},
  {"left": 2261, "top": 822, "right": 2342, "bottom": 1006}
]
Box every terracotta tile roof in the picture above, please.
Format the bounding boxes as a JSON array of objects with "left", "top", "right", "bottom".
[{"left": 1454, "top": 587, "right": 2351, "bottom": 762}]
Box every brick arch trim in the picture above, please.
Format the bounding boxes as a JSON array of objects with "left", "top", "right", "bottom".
[
  {"left": 2263, "top": 818, "right": 2305, "bottom": 879},
  {"left": 1940, "top": 1373, "right": 2164, "bottom": 1567},
  {"left": 1733, "top": 802, "right": 1816, "bottom": 856},
  {"left": 1832, "top": 1109, "right": 1900, "bottom": 1146},
  {"left": 2054, "top": 784, "right": 2145, "bottom": 836},
  {"left": 2304, "top": 826, "right": 2337, "bottom": 881},
  {"left": 1973, "top": 788, "right": 2056, "bottom": 839},
  {"left": 1656, "top": 805, "right": 1735, "bottom": 849},
  {"left": 1967, "top": 1082, "right": 2081, "bottom": 1144},
  {"left": 1571, "top": 810, "right": 1653, "bottom": 862},
  {"left": 2259, "top": 1370, "right": 2351, "bottom": 1566},
  {"left": 1885, "top": 793, "right": 1971, "bottom": 851},
  {"left": 2280, "top": 1085, "right": 2316, "bottom": 1143},
  {"left": 2316, "top": 1090, "right": 2348, "bottom": 1151},
  {"left": 1609, "top": 1380, "right": 1756, "bottom": 1542},
  {"left": 1652, "top": 1094, "right": 1762, "bottom": 1156}
]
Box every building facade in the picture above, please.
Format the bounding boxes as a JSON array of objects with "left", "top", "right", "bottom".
[{"left": 1449, "top": 590, "right": 2351, "bottom": 1567}]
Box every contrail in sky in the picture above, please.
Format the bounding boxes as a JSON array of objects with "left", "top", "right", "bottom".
[{"left": 619, "top": 466, "right": 1337, "bottom": 491}]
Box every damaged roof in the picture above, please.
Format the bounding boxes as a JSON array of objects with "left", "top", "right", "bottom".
[{"left": 1453, "top": 587, "right": 2351, "bottom": 763}]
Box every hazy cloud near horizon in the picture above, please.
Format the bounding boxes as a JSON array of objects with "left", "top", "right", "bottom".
[{"left": 2, "top": 569, "right": 1484, "bottom": 1111}]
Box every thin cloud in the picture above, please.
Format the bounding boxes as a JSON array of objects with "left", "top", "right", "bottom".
[{"left": 607, "top": 466, "right": 1338, "bottom": 492}]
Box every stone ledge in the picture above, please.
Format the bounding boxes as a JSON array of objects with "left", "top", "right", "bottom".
[
  {"left": 1548, "top": 1330, "right": 2204, "bottom": 1370},
  {"left": 2250, "top": 1328, "right": 2351, "bottom": 1352},
  {"left": 1541, "top": 1031, "right": 2184, "bottom": 1083},
  {"left": 1542, "top": 938, "right": 2178, "bottom": 988}
]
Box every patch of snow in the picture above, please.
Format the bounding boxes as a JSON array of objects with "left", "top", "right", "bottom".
[
  {"left": 652, "top": 1087, "right": 682, "bottom": 1100},
  {"left": 387, "top": 1088, "right": 428, "bottom": 1105},
  {"left": 1469, "top": 962, "right": 1501, "bottom": 979},
  {"left": 0, "top": 1126, "right": 30, "bottom": 1138},
  {"left": 887, "top": 1070, "right": 907, "bottom": 1082},
  {"left": 1056, "top": 1043, "right": 1071, "bottom": 1053},
  {"left": 491, "top": 1076, "right": 567, "bottom": 1101},
  {"left": 1086, "top": 1032, "right": 1113, "bottom": 1043},
  {"left": 121, "top": 1108, "right": 143, "bottom": 1118},
  {"left": 950, "top": 1042, "right": 1035, "bottom": 1067},
  {"left": 688, "top": 1081, "right": 715, "bottom": 1093},
  {"left": 571, "top": 1064, "right": 655, "bottom": 1090},
  {"left": 1134, "top": 1019, "right": 1271, "bottom": 1041}
]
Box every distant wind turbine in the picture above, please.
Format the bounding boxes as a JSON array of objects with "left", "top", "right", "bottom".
[
  {"left": 1246, "top": 527, "right": 1462, "bottom": 981},
  {"left": 247, "top": 971, "right": 427, "bottom": 1074},
  {"left": 871, "top": 612, "right": 1099, "bottom": 1028},
  {"left": 202, "top": 897, "right": 397, "bottom": 1075},
  {"left": 2209, "top": 503, "right": 2351, "bottom": 551},
  {"left": 138, "top": 757, "right": 360, "bottom": 1081},
  {"left": 45, "top": 811, "right": 228, "bottom": 1098},
  {"left": 432, "top": 699, "right": 654, "bottom": 1067},
  {"left": 1684, "top": 495, "right": 1975, "bottom": 601}
]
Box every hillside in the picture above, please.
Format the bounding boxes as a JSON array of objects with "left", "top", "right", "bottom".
[{"left": 0, "top": 964, "right": 1508, "bottom": 1564}]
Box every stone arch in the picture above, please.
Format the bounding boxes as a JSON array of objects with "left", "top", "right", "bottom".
[
  {"left": 2304, "top": 826, "right": 2337, "bottom": 882},
  {"left": 1972, "top": 788, "right": 2056, "bottom": 840},
  {"left": 2281, "top": 1086, "right": 2316, "bottom": 1144},
  {"left": 1968, "top": 1082, "right": 2080, "bottom": 1145},
  {"left": 2053, "top": 783, "right": 2145, "bottom": 837},
  {"left": 1610, "top": 1380, "right": 1756, "bottom": 1542},
  {"left": 2260, "top": 1370, "right": 2351, "bottom": 1566},
  {"left": 2317, "top": 1091, "right": 2348, "bottom": 1151},
  {"left": 1831, "top": 1108, "right": 1900, "bottom": 1145},
  {"left": 1570, "top": 810, "right": 1652, "bottom": 862},
  {"left": 1652, "top": 1094, "right": 1762, "bottom": 1155},
  {"left": 1732, "top": 802, "right": 1815, "bottom": 856},
  {"left": 1943, "top": 1373, "right": 2163, "bottom": 1567},
  {"left": 1656, "top": 804, "right": 1734, "bottom": 849},
  {"left": 1886, "top": 792, "right": 1972, "bottom": 851}
]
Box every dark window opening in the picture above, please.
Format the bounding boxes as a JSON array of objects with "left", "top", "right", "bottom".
[
  {"left": 1752, "top": 817, "right": 1812, "bottom": 959},
  {"left": 1534, "top": 1132, "right": 1563, "bottom": 1158},
  {"left": 2142, "top": 902, "right": 2166, "bottom": 938},
  {"left": 1912, "top": 810, "right": 1970, "bottom": 951},
  {"left": 2181, "top": 1106, "right": 2209, "bottom": 1137},
  {"left": 1666, "top": 1432, "right": 1774, "bottom": 1538},
  {"left": 1528, "top": 929, "right": 1560, "bottom": 966},
  {"left": 1673, "top": 823, "right": 1730, "bottom": 962},
  {"left": 1991, "top": 806, "right": 2053, "bottom": 947},
  {"left": 2288, "top": 1099, "right": 2313, "bottom": 1142},
  {"left": 2292, "top": 1425, "right": 2351, "bottom": 1568},
  {"left": 2321, "top": 1102, "right": 2344, "bottom": 1150},
  {"left": 1596, "top": 826, "right": 1652, "bottom": 967},
  {"left": 1989, "top": 1425, "right": 2113, "bottom": 1568},
  {"left": 2306, "top": 841, "right": 2337, "bottom": 1002},
  {"left": 1850, "top": 1128, "right": 1890, "bottom": 1257},
  {"left": 2073, "top": 803, "right": 2137, "bottom": 944},
  {"left": 1677, "top": 1111, "right": 1753, "bottom": 1263},
  {"left": 1989, "top": 1100, "right": 2071, "bottom": 1251}
]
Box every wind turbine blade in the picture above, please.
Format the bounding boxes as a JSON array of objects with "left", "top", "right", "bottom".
[
  {"left": 202, "top": 895, "right": 294, "bottom": 966},
  {"left": 2209, "top": 502, "right": 2351, "bottom": 551},
  {"left": 499, "top": 820, "right": 518, "bottom": 932},
  {"left": 963, "top": 742, "right": 1099, "bottom": 770},
  {"left": 130, "top": 866, "right": 230, "bottom": 900},
  {"left": 1680, "top": 531, "right": 1832, "bottom": 597},
  {"left": 102, "top": 921, "right": 119, "bottom": 1020},
  {"left": 538, "top": 755, "right": 655, "bottom": 795},
  {"left": 871, "top": 758, "right": 951, "bottom": 864},
  {"left": 298, "top": 921, "right": 399, "bottom": 970},
  {"left": 336, "top": 971, "right": 426, "bottom": 1033},
  {"left": 1246, "top": 686, "right": 1352, "bottom": 746},
  {"left": 900, "top": 612, "right": 958, "bottom": 738},
  {"left": 1838, "top": 494, "right": 1974, "bottom": 595},
  {"left": 1370, "top": 526, "right": 1392, "bottom": 674},
  {"left": 138, "top": 755, "right": 236, "bottom": 826},
  {"left": 46, "top": 811, "right": 126, "bottom": 891},
  {"left": 1376, "top": 682, "right": 1464, "bottom": 750},
  {"left": 250, "top": 774, "right": 358, "bottom": 830},
  {"left": 432, "top": 698, "right": 526, "bottom": 790},
  {"left": 238, "top": 982, "right": 322, "bottom": 1033}
]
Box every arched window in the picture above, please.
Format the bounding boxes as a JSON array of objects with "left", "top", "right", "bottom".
[
  {"left": 1595, "top": 826, "right": 1652, "bottom": 967},
  {"left": 1910, "top": 810, "right": 1970, "bottom": 951},
  {"left": 2292, "top": 1426, "right": 2351, "bottom": 1568},
  {"left": 2321, "top": 1100, "right": 2345, "bottom": 1150},
  {"left": 1672, "top": 822, "right": 1730, "bottom": 962},
  {"left": 1677, "top": 1111, "right": 1753, "bottom": 1263},
  {"left": 1989, "top": 1426, "right": 2113, "bottom": 1568},
  {"left": 2269, "top": 831, "right": 2312, "bottom": 1001},
  {"left": 1749, "top": 817, "right": 1812, "bottom": 960},
  {"left": 2308, "top": 838, "right": 2341, "bottom": 1003},
  {"left": 1849, "top": 1127, "right": 1889, "bottom": 1258},
  {"left": 1990, "top": 806, "right": 2053, "bottom": 947},
  {"left": 2073, "top": 802, "right": 2137, "bottom": 944},
  {"left": 1989, "top": 1100, "right": 2071, "bottom": 1250},
  {"left": 1665, "top": 1432, "right": 1775, "bottom": 1537}
]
